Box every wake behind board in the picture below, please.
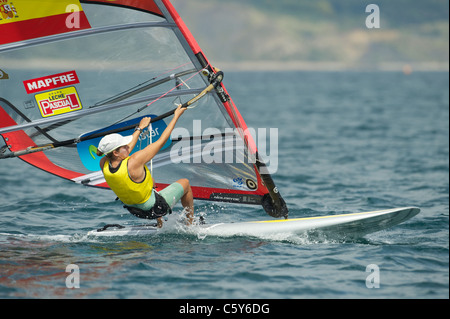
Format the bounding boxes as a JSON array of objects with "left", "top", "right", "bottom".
[
  {"left": 88, "top": 223, "right": 160, "bottom": 237},
  {"left": 88, "top": 207, "right": 420, "bottom": 239}
]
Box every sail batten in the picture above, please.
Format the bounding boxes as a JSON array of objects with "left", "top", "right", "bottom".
[
  {"left": 0, "top": 0, "right": 288, "bottom": 218},
  {"left": 0, "top": 89, "right": 204, "bottom": 135},
  {"left": 0, "top": 21, "right": 177, "bottom": 53}
]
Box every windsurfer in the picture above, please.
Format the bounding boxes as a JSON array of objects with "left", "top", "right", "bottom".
[{"left": 96, "top": 105, "right": 194, "bottom": 228}]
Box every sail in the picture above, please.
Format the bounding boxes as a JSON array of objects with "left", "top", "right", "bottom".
[{"left": 0, "top": 0, "right": 288, "bottom": 218}]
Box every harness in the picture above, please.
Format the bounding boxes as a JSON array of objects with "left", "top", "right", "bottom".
[{"left": 123, "top": 191, "right": 172, "bottom": 220}]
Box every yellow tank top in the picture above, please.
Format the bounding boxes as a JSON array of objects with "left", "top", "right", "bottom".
[{"left": 103, "top": 157, "right": 153, "bottom": 206}]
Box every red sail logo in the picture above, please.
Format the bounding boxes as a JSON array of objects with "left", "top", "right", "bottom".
[
  {"left": 35, "top": 87, "right": 83, "bottom": 118},
  {"left": 23, "top": 70, "right": 80, "bottom": 94}
]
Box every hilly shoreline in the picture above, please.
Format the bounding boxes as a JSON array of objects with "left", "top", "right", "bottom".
[{"left": 171, "top": 0, "right": 449, "bottom": 71}]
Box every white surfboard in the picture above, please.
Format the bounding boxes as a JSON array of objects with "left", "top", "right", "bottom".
[{"left": 88, "top": 207, "right": 420, "bottom": 239}]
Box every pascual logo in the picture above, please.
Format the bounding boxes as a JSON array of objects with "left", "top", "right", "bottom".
[
  {"left": 35, "top": 87, "right": 82, "bottom": 118},
  {"left": 23, "top": 70, "right": 80, "bottom": 94}
]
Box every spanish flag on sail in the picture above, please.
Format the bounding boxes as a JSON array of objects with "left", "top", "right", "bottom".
[{"left": 0, "top": 0, "right": 91, "bottom": 45}]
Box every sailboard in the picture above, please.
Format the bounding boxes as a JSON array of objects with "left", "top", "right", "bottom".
[
  {"left": 88, "top": 207, "right": 421, "bottom": 239},
  {"left": 0, "top": 0, "right": 420, "bottom": 238},
  {"left": 0, "top": 0, "right": 287, "bottom": 218}
]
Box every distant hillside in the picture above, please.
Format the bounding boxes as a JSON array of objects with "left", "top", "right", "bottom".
[
  {"left": 170, "top": 0, "right": 449, "bottom": 71},
  {"left": 221, "top": 0, "right": 449, "bottom": 27}
]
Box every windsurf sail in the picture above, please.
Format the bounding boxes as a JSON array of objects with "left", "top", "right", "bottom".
[{"left": 0, "top": 0, "right": 288, "bottom": 218}]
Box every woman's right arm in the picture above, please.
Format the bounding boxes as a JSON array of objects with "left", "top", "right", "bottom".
[{"left": 129, "top": 105, "right": 186, "bottom": 168}]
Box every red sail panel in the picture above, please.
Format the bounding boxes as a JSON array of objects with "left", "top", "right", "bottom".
[{"left": 0, "top": 106, "right": 83, "bottom": 180}]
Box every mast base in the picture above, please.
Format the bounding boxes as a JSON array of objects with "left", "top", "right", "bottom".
[{"left": 262, "top": 193, "right": 289, "bottom": 219}]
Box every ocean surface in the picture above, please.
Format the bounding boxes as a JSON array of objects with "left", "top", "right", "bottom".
[{"left": 0, "top": 71, "right": 448, "bottom": 300}]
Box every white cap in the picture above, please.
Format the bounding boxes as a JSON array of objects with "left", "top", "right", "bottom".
[{"left": 97, "top": 133, "right": 133, "bottom": 155}]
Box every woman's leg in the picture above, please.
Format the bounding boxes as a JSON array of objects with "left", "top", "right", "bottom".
[
  {"left": 159, "top": 179, "right": 194, "bottom": 225},
  {"left": 175, "top": 178, "right": 194, "bottom": 224}
]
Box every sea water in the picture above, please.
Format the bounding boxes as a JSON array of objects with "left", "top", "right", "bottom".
[{"left": 0, "top": 71, "right": 448, "bottom": 300}]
